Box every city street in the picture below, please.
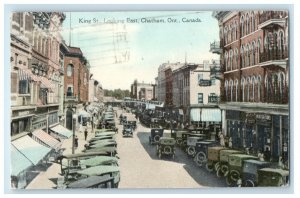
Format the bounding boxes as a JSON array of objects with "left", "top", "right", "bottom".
[{"left": 26, "top": 108, "right": 226, "bottom": 189}]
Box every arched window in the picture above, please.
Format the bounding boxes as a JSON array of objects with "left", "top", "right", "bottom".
[
  {"left": 224, "top": 27, "right": 228, "bottom": 44},
  {"left": 257, "top": 39, "right": 261, "bottom": 63},
  {"left": 273, "top": 74, "right": 279, "bottom": 102},
  {"left": 230, "top": 80, "right": 233, "bottom": 101},
  {"left": 251, "top": 12, "right": 255, "bottom": 32},
  {"left": 235, "top": 21, "right": 238, "bottom": 40},
  {"left": 257, "top": 75, "right": 262, "bottom": 102},
  {"left": 224, "top": 51, "right": 228, "bottom": 70},
  {"left": 279, "top": 31, "right": 284, "bottom": 53},
  {"left": 67, "top": 64, "right": 73, "bottom": 77},
  {"left": 274, "top": 32, "right": 278, "bottom": 54},
  {"left": 279, "top": 72, "right": 285, "bottom": 102},
  {"left": 246, "top": 44, "right": 250, "bottom": 66},
  {"left": 225, "top": 80, "right": 229, "bottom": 101},
  {"left": 265, "top": 74, "right": 272, "bottom": 102},
  {"left": 235, "top": 79, "right": 239, "bottom": 101},
  {"left": 252, "top": 76, "right": 256, "bottom": 102},
  {"left": 241, "top": 78, "right": 245, "bottom": 102},
  {"left": 247, "top": 77, "right": 251, "bottom": 101},
  {"left": 246, "top": 13, "right": 250, "bottom": 35},
  {"left": 229, "top": 50, "right": 233, "bottom": 70},
  {"left": 240, "top": 46, "right": 244, "bottom": 67},
  {"left": 252, "top": 41, "right": 256, "bottom": 65},
  {"left": 234, "top": 48, "right": 239, "bottom": 69},
  {"left": 240, "top": 16, "right": 244, "bottom": 37}
]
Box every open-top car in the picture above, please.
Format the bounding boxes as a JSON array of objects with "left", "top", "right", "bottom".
[
  {"left": 149, "top": 128, "right": 164, "bottom": 144},
  {"left": 226, "top": 154, "right": 258, "bottom": 186},
  {"left": 122, "top": 124, "right": 134, "bottom": 137},
  {"left": 242, "top": 159, "right": 272, "bottom": 187},
  {"left": 156, "top": 137, "right": 176, "bottom": 159},
  {"left": 186, "top": 137, "right": 206, "bottom": 157},
  {"left": 257, "top": 168, "right": 289, "bottom": 187}
]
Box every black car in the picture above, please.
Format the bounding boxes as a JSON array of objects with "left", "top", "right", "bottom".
[
  {"left": 122, "top": 124, "right": 133, "bottom": 137},
  {"left": 149, "top": 128, "right": 164, "bottom": 144}
]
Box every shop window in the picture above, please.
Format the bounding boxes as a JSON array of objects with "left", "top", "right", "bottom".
[{"left": 19, "top": 80, "right": 29, "bottom": 94}]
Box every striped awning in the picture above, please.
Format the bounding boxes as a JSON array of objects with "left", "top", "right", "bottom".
[
  {"left": 40, "top": 76, "right": 55, "bottom": 89},
  {"left": 190, "top": 108, "right": 201, "bottom": 122},
  {"left": 11, "top": 144, "right": 33, "bottom": 176},
  {"left": 50, "top": 124, "right": 73, "bottom": 138},
  {"left": 201, "top": 108, "right": 222, "bottom": 122},
  {"left": 32, "top": 129, "right": 61, "bottom": 150},
  {"left": 11, "top": 135, "right": 51, "bottom": 165},
  {"left": 18, "top": 69, "right": 31, "bottom": 80}
]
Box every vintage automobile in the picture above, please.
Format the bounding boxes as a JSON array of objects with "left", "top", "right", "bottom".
[
  {"left": 89, "top": 135, "right": 115, "bottom": 143},
  {"left": 95, "top": 131, "right": 116, "bottom": 137},
  {"left": 170, "top": 129, "right": 188, "bottom": 145},
  {"left": 82, "top": 146, "right": 117, "bottom": 157},
  {"left": 257, "top": 168, "right": 289, "bottom": 187},
  {"left": 156, "top": 137, "right": 176, "bottom": 159},
  {"left": 127, "top": 120, "right": 137, "bottom": 130},
  {"left": 80, "top": 156, "right": 119, "bottom": 168},
  {"left": 89, "top": 139, "right": 116, "bottom": 146},
  {"left": 186, "top": 137, "right": 206, "bottom": 157},
  {"left": 242, "top": 159, "right": 272, "bottom": 187},
  {"left": 193, "top": 141, "right": 218, "bottom": 167},
  {"left": 58, "top": 152, "right": 108, "bottom": 180},
  {"left": 216, "top": 149, "right": 243, "bottom": 178},
  {"left": 149, "top": 128, "right": 164, "bottom": 144},
  {"left": 226, "top": 154, "right": 258, "bottom": 186},
  {"left": 122, "top": 124, "right": 134, "bottom": 137},
  {"left": 150, "top": 118, "right": 160, "bottom": 128},
  {"left": 119, "top": 115, "right": 127, "bottom": 125},
  {"left": 205, "top": 146, "right": 227, "bottom": 172},
  {"left": 75, "top": 165, "right": 120, "bottom": 188},
  {"left": 87, "top": 141, "right": 117, "bottom": 149},
  {"left": 181, "top": 132, "right": 206, "bottom": 150},
  {"left": 67, "top": 175, "right": 115, "bottom": 188}
]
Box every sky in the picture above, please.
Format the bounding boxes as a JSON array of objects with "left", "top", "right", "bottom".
[{"left": 61, "top": 11, "right": 220, "bottom": 90}]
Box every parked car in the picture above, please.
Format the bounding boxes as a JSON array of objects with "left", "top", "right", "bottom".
[
  {"left": 127, "top": 120, "right": 137, "bottom": 130},
  {"left": 149, "top": 128, "right": 164, "bottom": 144},
  {"left": 156, "top": 137, "right": 176, "bottom": 159},
  {"left": 67, "top": 175, "right": 115, "bottom": 189},
  {"left": 193, "top": 141, "right": 218, "bottom": 167},
  {"left": 216, "top": 149, "right": 243, "bottom": 178},
  {"left": 170, "top": 129, "right": 188, "bottom": 145},
  {"left": 226, "top": 154, "right": 258, "bottom": 186},
  {"left": 242, "top": 159, "right": 272, "bottom": 187},
  {"left": 186, "top": 137, "right": 205, "bottom": 157},
  {"left": 205, "top": 146, "right": 227, "bottom": 172},
  {"left": 122, "top": 124, "right": 134, "bottom": 137},
  {"left": 257, "top": 168, "right": 289, "bottom": 187}
]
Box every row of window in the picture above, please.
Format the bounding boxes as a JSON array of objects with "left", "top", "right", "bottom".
[
  {"left": 224, "top": 30, "right": 286, "bottom": 71},
  {"left": 33, "top": 33, "right": 60, "bottom": 63},
  {"left": 224, "top": 72, "right": 286, "bottom": 103},
  {"left": 66, "top": 64, "right": 88, "bottom": 85}
]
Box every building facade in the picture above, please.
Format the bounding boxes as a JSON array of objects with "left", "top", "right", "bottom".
[
  {"left": 89, "top": 78, "right": 104, "bottom": 103},
  {"left": 212, "top": 11, "right": 289, "bottom": 165},
  {"left": 130, "top": 80, "right": 154, "bottom": 101}
]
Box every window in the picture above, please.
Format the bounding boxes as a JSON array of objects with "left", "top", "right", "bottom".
[
  {"left": 67, "top": 86, "right": 73, "bottom": 96},
  {"left": 225, "top": 80, "right": 228, "bottom": 101},
  {"left": 241, "top": 78, "right": 245, "bottom": 102},
  {"left": 252, "top": 42, "right": 256, "bottom": 65},
  {"left": 230, "top": 80, "right": 233, "bottom": 101},
  {"left": 67, "top": 64, "right": 73, "bottom": 77},
  {"left": 19, "top": 80, "right": 29, "bottom": 94},
  {"left": 235, "top": 80, "right": 239, "bottom": 102},
  {"left": 258, "top": 76, "right": 262, "bottom": 102},
  {"left": 198, "top": 93, "right": 203, "bottom": 104}
]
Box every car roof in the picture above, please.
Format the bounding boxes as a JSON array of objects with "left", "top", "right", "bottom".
[
  {"left": 67, "top": 175, "right": 113, "bottom": 188},
  {"left": 80, "top": 156, "right": 118, "bottom": 166},
  {"left": 61, "top": 151, "right": 108, "bottom": 159},
  {"left": 76, "top": 165, "right": 120, "bottom": 176}
]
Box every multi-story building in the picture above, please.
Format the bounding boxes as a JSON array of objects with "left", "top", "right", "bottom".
[
  {"left": 212, "top": 11, "right": 289, "bottom": 164},
  {"left": 157, "top": 62, "right": 184, "bottom": 103},
  {"left": 89, "top": 77, "right": 104, "bottom": 103},
  {"left": 10, "top": 12, "right": 67, "bottom": 189},
  {"left": 63, "top": 46, "right": 90, "bottom": 129},
  {"left": 130, "top": 80, "right": 154, "bottom": 101}
]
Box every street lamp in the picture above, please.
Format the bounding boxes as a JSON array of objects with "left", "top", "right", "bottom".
[{"left": 72, "top": 114, "right": 77, "bottom": 154}]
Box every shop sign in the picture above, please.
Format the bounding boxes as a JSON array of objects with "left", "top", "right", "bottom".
[
  {"left": 18, "top": 111, "right": 30, "bottom": 116},
  {"left": 256, "top": 114, "right": 271, "bottom": 121}
]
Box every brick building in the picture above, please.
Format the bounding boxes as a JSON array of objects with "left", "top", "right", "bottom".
[{"left": 212, "top": 11, "right": 289, "bottom": 165}]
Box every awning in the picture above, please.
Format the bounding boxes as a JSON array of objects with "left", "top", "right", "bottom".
[
  {"left": 18, "top": 69, "right": 31, "bottom": 80},
  {"left": 11, "top": 144, "right": 33, "bottom": 176},
  {"left": 11, "top": 135, "right": 51, "bottom": 165},
  {"left": 32, "top": 129, "right": 61, "bottom": 150},
  {"left": 50, "top": 124, "right": 73, "bottom": 138},
  {"left": 40, "top": 76, "right": 55, "bottom": 89},
  {"left": 190, "top": 108, "right": 201, "bottom": 121},
  {"left": 201, "top": 108, "right": 221, "bottom": 122}
]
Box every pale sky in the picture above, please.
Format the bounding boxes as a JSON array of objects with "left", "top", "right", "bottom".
[{"left": 61, "top": 11, "right": 219, "bottom": 90}]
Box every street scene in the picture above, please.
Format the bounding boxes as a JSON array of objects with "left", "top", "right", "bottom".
[{"left": 9, "top": 11, "right": 290, "bottom": 190}]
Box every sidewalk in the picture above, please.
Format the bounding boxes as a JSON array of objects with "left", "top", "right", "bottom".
[{"left": 26, "top": 126, "right": 94, "bottom": 189}]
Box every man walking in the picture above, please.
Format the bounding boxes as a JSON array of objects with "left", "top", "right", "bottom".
[{"left": 84, "top": 129, "right": 88, "bottom": 141}]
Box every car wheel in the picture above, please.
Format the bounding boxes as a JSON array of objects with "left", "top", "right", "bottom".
[
  {"left": 230, "top": 170, "right": 240, "bottom": 182},
  {"left": 194, "top": 151, "right": 207, "bottom": 167},
  {"left": 205, "top": 163, "right": 214, "bottom": 172},
  {"left": 154, "top": 135, "right": 160, "bottom": 143},
  {"left": 216, "top": 167, "right": 224, "bottom": 178},
  {"left": 187, "top": 146, "right": 196, "bottom": 156},
  {"left": 221, "top": 164, "right": 229, "bottom": 177},
  {"left": 244, "top": 179, "right": 255, "bottom": 187},
  {"left": 163, "top": 146, "right": 172, "bottom": 155},
  {"left": 176, "top": 138, "right": 182, "bottom": 145},
  {"left": 214, "top": 162, "right": 220, "bottom": 172}
]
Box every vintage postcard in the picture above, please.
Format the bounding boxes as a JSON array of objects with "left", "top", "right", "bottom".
[{"left": 9, "top": 10, "right": 290, "bottom": 190}]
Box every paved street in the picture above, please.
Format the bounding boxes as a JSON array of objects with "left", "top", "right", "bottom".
[{"left": 26, "top": 108, "right": 226, "bottom": 189}]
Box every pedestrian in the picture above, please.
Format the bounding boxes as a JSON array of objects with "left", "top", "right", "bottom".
[
  {"left": 75, "top": 135, "right": 78, "bottom": 148},
  {"left": 228, "top": 137, "right": 233, "bottom": 148},
  {"left": 219, "top": 132, "right": 225, "bottom": 147},
  {"left": 84, "top": 129, "right": 88, "bottom": 141},
  {"left": 257, "top": 150, "right": 265, "bottom": 161}
]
